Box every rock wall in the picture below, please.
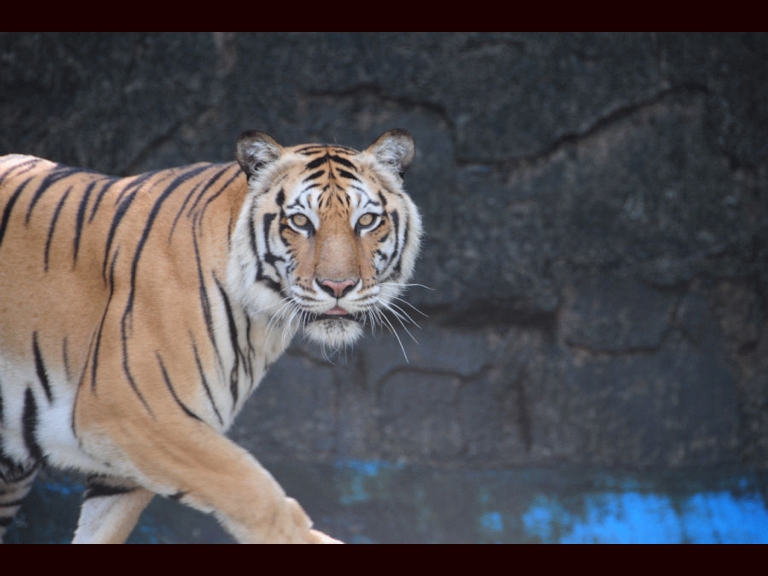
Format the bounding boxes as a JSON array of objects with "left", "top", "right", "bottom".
[{"left": 2, "top": 33, "right": 766, "bottom": 469}]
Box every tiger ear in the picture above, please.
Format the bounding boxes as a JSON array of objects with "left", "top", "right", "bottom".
[
  {"left": 236, "top": 131, "right": 282, "bottom": 180},
  {"left": 366, "top": 129, "right": 415, "bottom": 177}
]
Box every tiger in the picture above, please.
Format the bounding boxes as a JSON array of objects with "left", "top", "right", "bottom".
[{"left": 0, "top": 129, "right": 421, "bottom": 543}]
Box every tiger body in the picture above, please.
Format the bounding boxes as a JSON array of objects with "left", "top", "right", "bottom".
[{"left": 0, "top": 130, "right": 421, "bottom": 543}]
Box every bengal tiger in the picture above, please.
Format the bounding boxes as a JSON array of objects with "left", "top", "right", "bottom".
[{"left": 0, "top": 129, "right": 421, "bottom": 543}]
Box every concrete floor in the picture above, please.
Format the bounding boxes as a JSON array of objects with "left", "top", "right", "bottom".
[{"left": 5, "top": 461, "right": 768, "bottom": 543}]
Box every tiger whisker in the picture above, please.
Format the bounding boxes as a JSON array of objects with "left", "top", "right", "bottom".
[
  {"left": 390, "top": 295, "right": 429, "bottom": 318},
  {"left": 282, "top": 300, "right": 304, "bottom": 347},
  {"left": 380, "top": 282, "right": 435, "bottom": 291},
  {"left": 374, "top": 297, "right": 419, "bottom": 345},
  {"left": 378, "top": 299, "right": 422, "bottom": 330},
  {"left": 264, "top": 298, "right": 295, "bottom": 344},
  {"left": 369, "top": 304, "right": 409, "bottom": 363}
]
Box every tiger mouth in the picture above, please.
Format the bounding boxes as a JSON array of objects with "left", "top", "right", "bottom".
[{"left": 310, "top": 312, "right": 359, "bottom": 323}]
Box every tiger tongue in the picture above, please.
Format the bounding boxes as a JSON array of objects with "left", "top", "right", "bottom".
[{"left": 325, "top": 306, "right": 350, "bottom": 316}]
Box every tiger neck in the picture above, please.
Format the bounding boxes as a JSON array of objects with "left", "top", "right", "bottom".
[{"left": 191, "top": 164, "right": 299, "bottom": 416}]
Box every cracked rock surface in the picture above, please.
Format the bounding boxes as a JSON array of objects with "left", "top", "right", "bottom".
[{"left": 1, "top": 33, "right": 767, "bottom": 469}]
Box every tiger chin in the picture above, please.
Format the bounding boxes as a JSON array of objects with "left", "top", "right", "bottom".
[{"left": 0, "top": 129, "right": 421, "bottom": 543}]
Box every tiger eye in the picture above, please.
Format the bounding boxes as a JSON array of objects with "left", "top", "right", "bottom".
[
  {"left": 291, "top": 214, "right": 308, "bottom": 228},
  {"left": 358, "top": 213, "right": 375, "bottom": 227}
]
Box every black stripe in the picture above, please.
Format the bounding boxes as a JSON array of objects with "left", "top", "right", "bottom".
[
  {"left": 102, "top": 189, "right": 139, "bottom": 280},
  {"left": 253, "top": 243, "right": 282, "bottom": 294},
  {"left": 192, "top": 233, "right": 224, "bottom": 377},
  {"left": 72, "top": 330, "right": 97, "bottom": 438},
  {"left": 306, "top": 155, "right": 329, "bottom": 170},
  {"left": 337, "top": 169, "right": 360, "bottom": 181},
  {"left": 113, "top": 170, "right": 161, "bottom": 206},
  {"left": 187, "top": 164, "right": 240, "bottom": 219},
  {"left": 190, "top": 335, "right": 224, "bottom": 427},
  {"left": 262, "top": 213, "right": 280, "bottom": 253},
  {"left": 22, "top": 389, "right": 43, "bottom": 462},
  {"left": 73, "top": 179, "right": 99, "bottom": 264},
  {"left": 124, "top": 165, "right": 211, "bottom": 322},
  {"left": 229, "top": 367, "right": 240, "bottom": 410},
  {"left": 111, "top": 205, "right": 156, "bottom": 418},
  {"left": 44, "top": 186, "right": 72, "bottom": 272},
  {"left": 330, "top": 145, "right": 356, "bottom": 153},
  {"left": 168, "top": 491, "right": 187, "bottom": 501},
  {"left": 0, "top": 517, "right": 13, "bottom": 528},
  {"left": 168, "top": 180, "right": 204, "bottom": 242},
  {"left": 295, "top": 146, "right": 331, "bottom": 155},
  {"left": 394, "top": 213, "right": 408, "bottom": 277},
  {"left": 0, "top": 157, "right": 39, "bottom": 184},
  {"left": 120, "top": 331, "right": 154, "bottom": 418},
  {"left": 196, "top": 166, "right": 243, "bottom": 226},
  {"left": 62, "top": 337, "right": 71, "bottom": 382},
  {"left": 24, "top": 167, "right": 78, "bottom": 225},
  {"left": 275, "top": 188, "right": 285, "bottom": 207},
  {"left": 0, "top": 176, "right": 34, "bottom": 248},
  {"left": 156, "top": 353, "right": 202, "bottom": 421},
  {"left": 0, "top": 460, "right": 39, "bottom": 485},
  {"left": 91, "top": 248, "right": 119, "bottom": 394},
  {"left": 88, "top": 177, "right": 120, "bottom": 223},
  {"left": 254, "top": 212, "right": 283, "bottom": 294},
  {"left": 245, "top": 316, "right": 256, "bottom": 379},
  {"left": 32, "top": 333, "right": 53, "bottom": 403},
  {"left": 248, "top": 210, "right": 259, "bottom": 258},
  {"left": 214, "top": 275, "right": 241, "bottom": 363},
  {"left": 262, "top": 213, "right": 285, "bottom": 266},
  {"left": 391, "top": 210, "right": 400, "bottom": 250},
  {"left": 214, "top": 277, "right": 241, "bottom": 409},
  {"left": 83, "top": 482, "right": 136, "bottom": 501},
  {"left": 387, "top": 210, "right": 401, "bottom": 278},
  {"left": 302, "top": 169, "right": 325, "bottom": 182},
  {"left": 330, "top": 155, "right": 356, "bottom": 169},
  {"left": 170, "top": 165, "right": 227, "bottom": 240}
]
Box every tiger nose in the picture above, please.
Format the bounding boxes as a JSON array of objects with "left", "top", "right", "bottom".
[{"left": 319, "top": 278, "right": 357, "bottom": 298}]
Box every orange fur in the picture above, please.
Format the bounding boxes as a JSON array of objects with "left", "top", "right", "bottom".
[{"left": 0, "top": 130, "right": 421, "bottom": 543}]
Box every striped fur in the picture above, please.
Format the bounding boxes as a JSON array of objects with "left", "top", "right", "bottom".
[{"left": 0, "top": 130, "right": 421, "bottom": 543}]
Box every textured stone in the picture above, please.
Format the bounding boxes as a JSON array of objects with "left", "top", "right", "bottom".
[
  {"left": 0, "top": 33, "right": 766, "bottom": 473},
  {"left": 561, "top": 276, "right": 677, "bottom": 352}
]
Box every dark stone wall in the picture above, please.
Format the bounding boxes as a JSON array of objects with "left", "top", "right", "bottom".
[{"left": 2, "top": 33, "right": 767, "bottom": 470}]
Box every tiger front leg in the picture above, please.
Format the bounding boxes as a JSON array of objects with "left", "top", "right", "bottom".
[
  {"left": 77, "top": 411, "right": 340, "bottom": 544},
  {"left": 136, "top": 427, "right": 338, "bottom": 543},
  {"left": 72, "top": 476, "right": 154, "bottom": 544}
]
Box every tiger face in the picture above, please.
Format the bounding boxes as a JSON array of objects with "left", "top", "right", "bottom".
[{"left": 228, "top": 130, "right": 422, "bottom": 348}]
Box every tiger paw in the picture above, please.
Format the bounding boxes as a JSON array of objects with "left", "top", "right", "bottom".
[{"left": 307, "top": 529, "right": 344, "bottom": 544}]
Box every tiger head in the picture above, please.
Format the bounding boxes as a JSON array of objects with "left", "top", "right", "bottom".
[{"left": 228, "top": 130, "right": 422, "bottom": 348}]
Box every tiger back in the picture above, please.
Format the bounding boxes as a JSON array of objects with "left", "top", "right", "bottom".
[{"left": 0, "top": 130, "right": 421, "bottom": 543}]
